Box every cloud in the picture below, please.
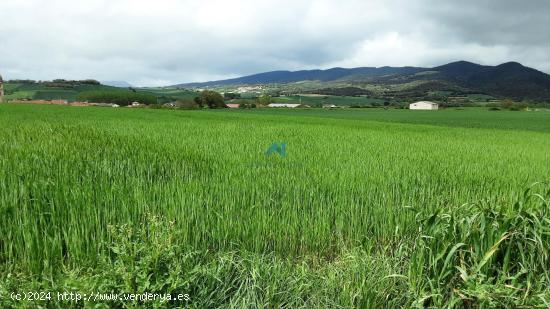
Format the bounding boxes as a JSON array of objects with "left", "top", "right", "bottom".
[
  {"left": 329, "top": 32, "right": 512, "bottom": 69},
  {"left": 0, "top": 0, "right": 549, "bottom": 86}
]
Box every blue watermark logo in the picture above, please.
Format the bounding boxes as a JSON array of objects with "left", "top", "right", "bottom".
[{"left": 265, "top": 143, "right": 287, "bottom": 157}]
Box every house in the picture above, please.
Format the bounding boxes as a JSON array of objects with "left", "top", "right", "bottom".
[
  {"left": 90, "top": 103, "right": 119, "bottom": 108},
  {"left": 268, "top": 103, "right": 308, "bottom": 108},
  {"left": 409, "top": 101, "right": 439, "bottom": 110},
  {"left": 225, "top": 103, "right": 240, "bottom": 109}
]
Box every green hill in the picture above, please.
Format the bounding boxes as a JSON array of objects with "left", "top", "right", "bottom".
[
  {"left": 3, "top": 81, "right": 119, "bottom": 101},
  {"left": 175, "top": 61, "right": 550, "bottom": 103},
  {"left": 3, "top": 80, "right": 200, "bottom": 103}
]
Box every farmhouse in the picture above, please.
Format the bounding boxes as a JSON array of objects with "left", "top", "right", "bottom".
[
  {"left": 409, "top": 101, "right": 439, "bottom": 110},
  {"left": 0, "top": 74, "right": 4, "bottom": 103},
  {"left": 90, "top": 103, "right": 120, "bottom": 108},
  {"left": 268, "top": 103, "right": 309, "bottom": 108},
  {"left": 129, "top": 101, "right": 146, "bottom": 108},
  {"left": 225, "top": 103, "right": 240, "bottom": 109}
]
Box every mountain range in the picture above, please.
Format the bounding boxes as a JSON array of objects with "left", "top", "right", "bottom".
[{"left": 175, "top": 61, "right": 550, "bottom": 101}]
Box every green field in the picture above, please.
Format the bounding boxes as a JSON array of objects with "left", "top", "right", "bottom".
[
  {"left": 139, "top": 87, "right": 199, "bottom": 100},
  {"left": 232, "top": 107, "right": 550, "bottom": 132},
  {"left": 1, "top": 104, "right": 549, "bottom": 307},
  {"left": 273, "top": 95, "right": 387, "bottom": 106}
]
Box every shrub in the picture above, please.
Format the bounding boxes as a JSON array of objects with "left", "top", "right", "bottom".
[
  {"left": 235, "top": 99, "right": 256, "bottom": 108},
  {"left": 174, "top": 98, "right": 201, "bottom": 109}
]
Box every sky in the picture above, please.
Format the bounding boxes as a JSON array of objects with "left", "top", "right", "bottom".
[{"left": 1, "top": 0, "right": 549, "bottom": 86}]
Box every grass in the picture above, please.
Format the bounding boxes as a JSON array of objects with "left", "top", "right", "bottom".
[
  {"left": 231, "top": 107, "right": 550, "bottom": 133},
  {"left": 0, "top": 104, "right": 549, "bottom": 307}
]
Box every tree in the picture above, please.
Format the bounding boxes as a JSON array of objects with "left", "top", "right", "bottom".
[
  {"left": 224, "top": 92, "right": 241, "bottom": 100},
  {"left": 199, "top": 90, "right": 225, "bottom": 109},
  {"left": 76, "top": 90, "right": 157, "bottom": 105},
  {"left": 194, "top": 96, "right": 203, "bottom": 108},
  {"left": 175, "top": 98, "right": 201, "bottom": 109},
  {"left": 501, "top": 99, "right": 515, "bottom": 109},
  {"left": 258, "top": 94, "right": 272, "bottom": 106}
]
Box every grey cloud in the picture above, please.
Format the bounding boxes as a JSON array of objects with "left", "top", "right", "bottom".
[{"left": 0, "top": 0, "right": 549, "bottom": 86}]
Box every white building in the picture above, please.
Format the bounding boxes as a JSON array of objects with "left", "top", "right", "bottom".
[
  {"left": 409, "top": 101, "right": 439, "bottom": 110},
  {"left": 268, "top": 103, "right": 306, "bottom": 108},
  {"left": 90, "top": 103, "right": 120, "bottom": 108}
]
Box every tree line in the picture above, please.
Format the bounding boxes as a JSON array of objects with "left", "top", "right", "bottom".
[{"left": 76, "top": 90, "right": 157, "bottom": 105}]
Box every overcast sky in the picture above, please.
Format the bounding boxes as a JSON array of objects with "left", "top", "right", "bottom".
[{"left": 1, "top": 0, "right": 549, "bottom": 86}]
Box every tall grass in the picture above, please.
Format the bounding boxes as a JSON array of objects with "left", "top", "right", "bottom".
[
  {"left": 0, "top": 104, "right": 549, "bottom": 307},
  {"left": 406, "top": 183, "right": 550, "bottom": 307}
]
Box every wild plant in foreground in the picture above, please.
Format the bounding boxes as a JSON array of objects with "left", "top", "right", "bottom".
[{"left": 406, "top": 182, "right": 550, "bottom": 307}]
